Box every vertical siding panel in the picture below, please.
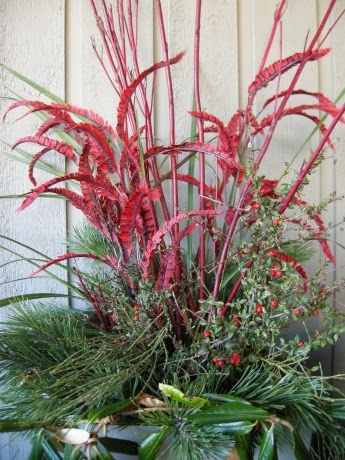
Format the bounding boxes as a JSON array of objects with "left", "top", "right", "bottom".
[
  {"left": 0, "top": 1, "right": 66, "bottom": 456},
  {"left": 155, "top": 0, "right": 238, "bottom": 143}
]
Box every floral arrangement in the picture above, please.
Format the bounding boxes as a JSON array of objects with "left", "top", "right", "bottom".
[{"left": 1, "top": 1, "right": 345, "bottom": 459}]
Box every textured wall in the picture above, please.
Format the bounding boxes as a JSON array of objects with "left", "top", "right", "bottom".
[{"left": 0, "top": 0, "right": 344, "bottom": 457}]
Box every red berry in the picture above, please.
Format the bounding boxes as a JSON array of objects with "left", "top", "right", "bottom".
[
  {"left": 268, "top": 249, "right": 277, "bottom": 257},
  {"left": 133, "top": 305, "right": 140, "bottom": 311},
  {"left": 273, "top": 262, "right": 280, "bottom": 269},
  {"left": 297, "top": 341, "right": 304, "bottom": 347},
  {"left": 319, "top": 290, "right": 326, "bottom": 297},
  {"left": 212, "top": 357, "right": 218, "bottom": 363},
  {"left": 275, "top": 270, "right": 283, "bottom": 278},
  {"left": 134, "top": 315, "right": 140, "bottom": 321},
  {"left": 235, "top": 357, "right": 241, "bottom": 365},
  {"left": 313, "top": 309, "right": 320, "bottom": 316},
  {"left": 204, "top": 330, "right": 211, "bottom": 338},
  {"left": 217, "top": 360, "right": 224, "bottom": 367},
  {"left": 218, "top": 310, "right": 225, "bottom": 316},
  {"left": 256, "top": 304, "right": 263, "bottom": 314},
  {"left": 272, "top": 218, "right": 282, "bottom": 226},
  {"left": 113, "top": 339, "right": 119, "bottom": 344},
  {"left": 293, "top": 308, "right": 302, "bottom": 315},
  {"left": 229, "top": 357, "right": 236, "bottom": 364},
  {"left": 252, "top": 202, "right": 260, "bottom": 210},
  {"left": 232, "top": 351, "right": 239, "bottom": 358},
  {"left": 270, "top": 300, "right": 278, "bottom": 308},
  {"left": 270, "top": 269, "right": 277, "bottom": 277}
]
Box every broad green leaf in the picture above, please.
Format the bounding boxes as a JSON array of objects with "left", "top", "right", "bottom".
[
  {"left": 292, "top": 429, "right": 310, "bottom": 460},
  {"left": 186, "top": 402, "right": 269, "bottom": 425},
  {"left": 235, "top": 434, "right": 253, "bottom": 460},
  {"left": 0, "top": 293, "right": 74, "bottom": 308},
  {"left": 28, "top": 435, "right": 44, "bottom": 460},
  {"left": 258, "top": 426, "right": 274, "bottom": 460},
  {"left": 212, "top": 421, "right": 255, "bottom": 435},
  {"left": 63, "top": 443, "right": 83, "bottom": 460},
  {"left": 40, "top": 438, "right": 63, "bottom": 460},
  {"left": 159, "top": 383, "right": 209, "bottom": 408},
  {"left": 139, "top": 426, "right": 171, "bottom": 460},
  {"left": 87, "top": 398, "right": 133, "bottom": 423},
  {"left": 98, "top": 437, "right": 139, "bottom": 455},
  {"left": 203, "top": 393, "right": 253, "bottom": 405}
]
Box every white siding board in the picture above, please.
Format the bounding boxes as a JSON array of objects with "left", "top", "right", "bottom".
[{"left": 0, "top": 1, "right": 66, "bottom": 457}]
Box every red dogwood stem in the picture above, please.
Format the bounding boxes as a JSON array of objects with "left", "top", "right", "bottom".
[{"left": 194, "top": 0, "right": 206, "bottom": 302}]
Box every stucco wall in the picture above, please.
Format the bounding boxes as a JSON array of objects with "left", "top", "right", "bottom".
[{"left": 0, "top": 1, "right": 344, "bottom": 457}]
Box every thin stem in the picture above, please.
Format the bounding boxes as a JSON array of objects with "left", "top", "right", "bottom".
[
  {"left": 194, "top": 0, "right": 206, "bottom": 302},
  {"left": 280, "top": 102, "right": 345, "bottom": 213}
]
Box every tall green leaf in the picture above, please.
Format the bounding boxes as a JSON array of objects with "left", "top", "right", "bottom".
[
  {"left": 257, "top": 426, "right": 275, "bottom": 460},
  {"left": 139, "top": 426, "right": 172, "bottom": 460}
]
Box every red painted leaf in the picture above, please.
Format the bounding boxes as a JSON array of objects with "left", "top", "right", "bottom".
[
  {"left": 13, "top": 135, "right": 77, "bottom": 162},
  {"left": 248, "top": 49, "right": 330, "bottom": 95},
  {"left": 141, "top": 210, "right": 225, "bottom": 278},
  {"left": 116, "top": 52, "right": 185, "bottom": 139}
]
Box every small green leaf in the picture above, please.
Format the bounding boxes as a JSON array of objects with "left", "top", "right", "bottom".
[
  {"left": 159, "top": 383, "right": 209, "bottom": 408},
  {"left": 258, "top": 426, "right": 274, "bottom": 460},
  {"left": 292, "top": 429, "right": 310, "bottom": 459},
  {"left": 98, "top": 437, "right": 139, "bottom": 455},
  {"left": 87, "top": 398, "right": 133, "bottom": 423},
  {"left": 186, "top": 402, "right": 269, "bottom": 425},
  {"left": 139, "top": 426, "right": 171, "bottom": 460}
]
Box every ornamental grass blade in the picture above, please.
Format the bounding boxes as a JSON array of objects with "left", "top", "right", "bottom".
[
  {"left": 139, "top": 426, "right": 171, "bottom": 460},
  {"left": 0, "top": 293, "right": 73, "bottom": 308},
  {"left": 1, "top": 64, "right": 65, "bottom": 103}
]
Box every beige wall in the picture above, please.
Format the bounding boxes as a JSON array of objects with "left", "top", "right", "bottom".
[{"left": 0, "top": 1, "right": 344, "bottom": 456}]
